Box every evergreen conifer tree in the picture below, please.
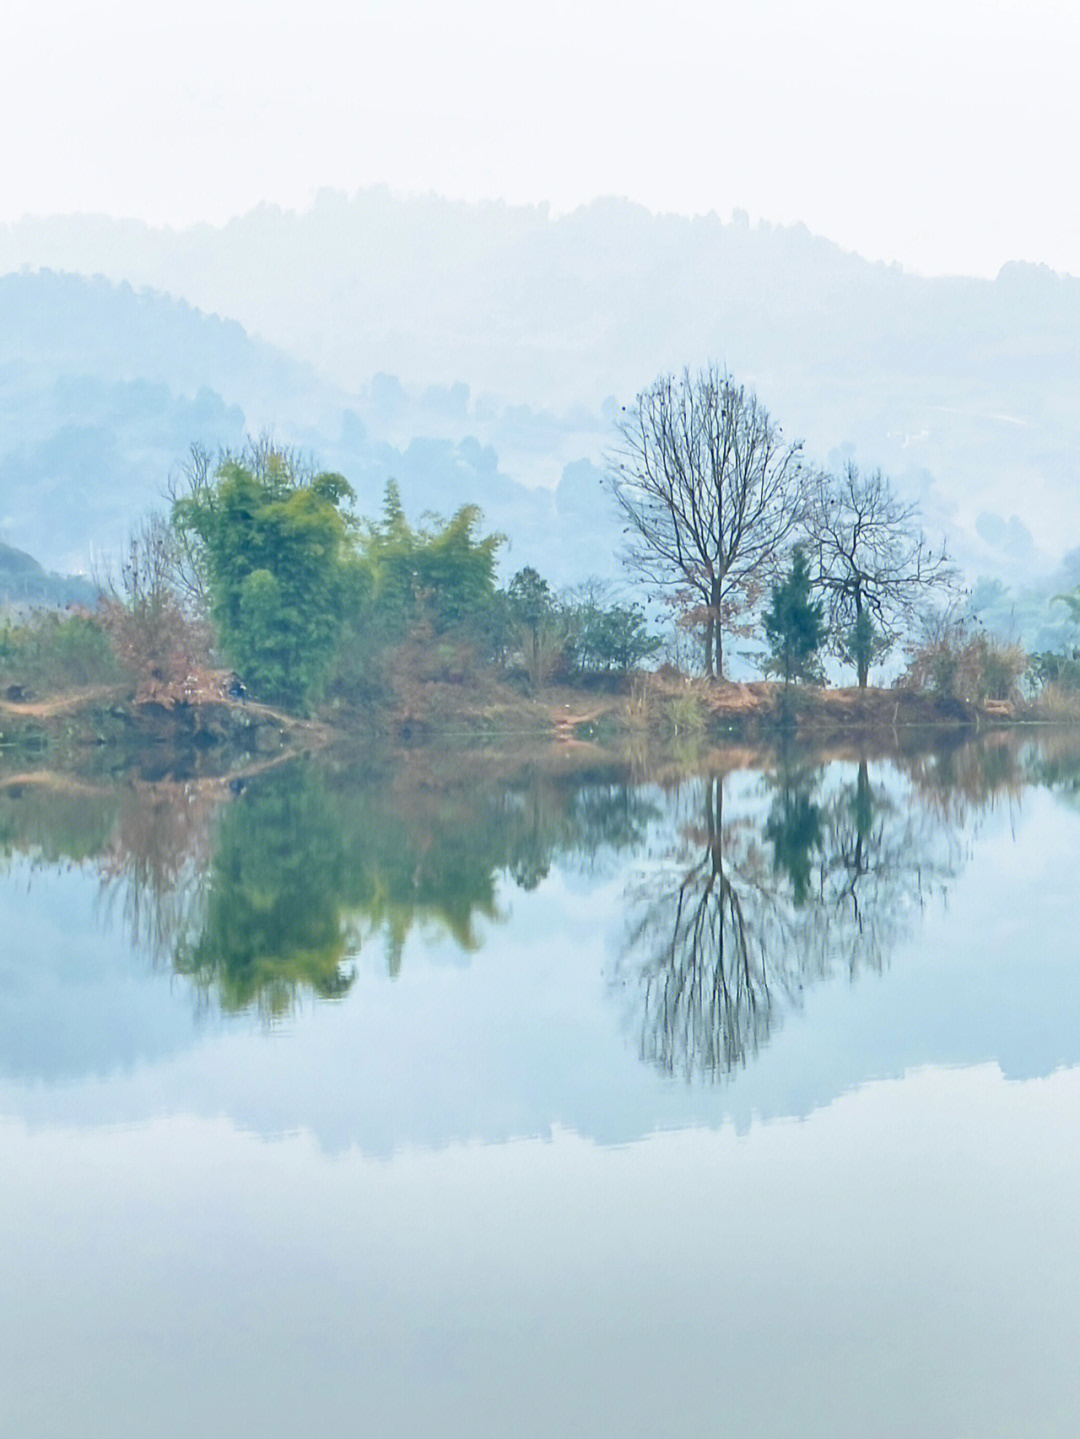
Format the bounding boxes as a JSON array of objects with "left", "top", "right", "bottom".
[{"left": 763, "top": 548, "right": 825, "bottom": 684}]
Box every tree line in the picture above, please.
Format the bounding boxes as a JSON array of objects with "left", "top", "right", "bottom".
[
  {"left": 85, "top": 441, "right": 658, "bottom": 712},
  {"left": 8, "top": 362, "right": 1076, "bottom": 715},
  {"left": 161, "top": 365, "right": 961, "bottom": 709},
  {"left": 608, "top": 364, "right": 958, "bottom": 688}
]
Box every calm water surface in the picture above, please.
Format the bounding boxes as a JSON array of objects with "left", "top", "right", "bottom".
[{"left": 2, "top": 735, "right": 1080, "bottom": 1438}]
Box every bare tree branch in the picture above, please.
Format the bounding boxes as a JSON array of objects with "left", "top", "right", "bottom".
[
  {"left": 804, "top": 462, "right": 958, "bottom": 687},
  {"left": 607, "top": 367, "right": 806, "bottom": 678}
]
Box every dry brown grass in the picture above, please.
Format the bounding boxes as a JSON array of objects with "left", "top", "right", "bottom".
[{"left": 1020, "top": 683, "right": 1080, "bottom": 723}]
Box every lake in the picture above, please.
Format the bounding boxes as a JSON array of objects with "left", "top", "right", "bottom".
[{"left": 3, "top": 732, "right": 1080, "bottom": 1438}]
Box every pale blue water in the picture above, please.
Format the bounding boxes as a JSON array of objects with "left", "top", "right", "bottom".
[{"left": 2, "top": 740, "right": 1079, "bottom": 1437}]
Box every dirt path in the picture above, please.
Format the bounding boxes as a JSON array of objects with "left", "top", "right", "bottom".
[
  {"left": 0, "top": 685, "right": 324, "bottom": 735},
  {"left": 0, "top": 684, "right": 127, "bottom": 719},
  {"left": 552, "top": 704, "right": 613, "bottom": 737}
]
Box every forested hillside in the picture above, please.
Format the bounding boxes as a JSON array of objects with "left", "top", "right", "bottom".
[
  {"left": 0, "top": 270, "right": 618, "bottom": 581},
  {"left": 4, "top": 194, "right": 1080, "bottom": 601}
]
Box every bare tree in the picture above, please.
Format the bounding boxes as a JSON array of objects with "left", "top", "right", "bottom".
[
  {"left": 98, "top": 512, "right": 209, "bottom": 685},
  {"left": 804, "top": 463, "right": 957, "bottom": 687},
  {"left": 163, "top": 442, "right": 215, "bottom": 615},
  {"left": 607, "top": 366, "right": 806, "bottom": 678}
]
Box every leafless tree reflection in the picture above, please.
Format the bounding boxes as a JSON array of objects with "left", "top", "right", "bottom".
[
  {"left": 625, "top": 776, "right": 786, "bottom": 1076},
  {"left": 618, "top": 757, "right": 966, "bottom": 1081},
  {"left": 97, "top": 780, "right": 220, "bottom": 967}
]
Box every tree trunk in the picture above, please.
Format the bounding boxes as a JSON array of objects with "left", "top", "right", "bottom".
[
  {"left": 711, "top": 577, "right": 723, "bottom": 681},
  {"left": 706, "top": 774, "right": 723, "bottom": 876},
  {"left": 855, "top": 759, "right": 871, "bottom": 852},
  {"left": 703, "top": 613, "right": 714, "bottom": 679}
]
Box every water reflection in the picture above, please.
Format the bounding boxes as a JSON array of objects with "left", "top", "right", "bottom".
[
  {"left": 4, "top": 756, "right": 657, "bottom": 1017},
  {"left": 615, "top": 738, "right": 1034, "bottom": 1082},
  {"left": 172, "top": 771, "right": 360, "bottom": 1013},
  {"left": 7, "top": 735, "right": 1080, "bottom": 1439},
  {"left": 3, "top": 730, "right": 1079, "bottom": 1050}
]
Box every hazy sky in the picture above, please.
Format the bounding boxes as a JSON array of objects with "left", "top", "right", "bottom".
[{"left": 3, "top": 0, "right": 1079, "bottom": 279}]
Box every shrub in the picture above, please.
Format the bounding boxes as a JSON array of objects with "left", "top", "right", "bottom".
[
  {"left": 902, "top": 612, "right": 1025, "bottom": 703},
  {"left": 0, "top": 611, "right": 121, "bottom": 696},
  {"left": 664, "top": 688, "right": 709, "bottom": 736},
  {"left": 1026, "top": 682, "right": 1080, "bottom": 721}
]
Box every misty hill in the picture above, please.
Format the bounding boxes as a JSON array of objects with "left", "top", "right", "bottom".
[
  {"left": 2, "top": 195, "right": 892, "bottom": 410},
  {"left": 0, "top": 272, "right": 248, "bottom": 569},
  {"left": 0, "top": 271, "right": 620, "bottom": 583},
  {"left": 4, "top": 193, "right": 1080, "bottom": 588},
  {"left": 0, "top": 541, "right": 96, "bottom": 608},
  {"left": 0, "top": 269, "right": 331, "bottom": 419}
]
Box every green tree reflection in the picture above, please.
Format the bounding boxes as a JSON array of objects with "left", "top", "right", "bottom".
[
  {"left": 765, "top": 768, "right": 822, "bottom": 906},
  {"left": 173, "top": 771, "right": 358, "bottom": 1014},
  {"left": 75, "top": 756, "right": 657, "bottom": 1017}
]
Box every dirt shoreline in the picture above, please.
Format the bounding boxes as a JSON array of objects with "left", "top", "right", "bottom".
[
  {"left": 7, "top": 679, "right": 1080, "bottom": 805},
  {"left": 0, "top": 671, "right": 1049, "bottom": 773}
]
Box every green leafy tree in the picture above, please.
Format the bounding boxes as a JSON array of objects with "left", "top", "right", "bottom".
[
  {"left": 360, "top": 481, "right": 503, "bottom": 636},
  {"left": 412, "top": 503, "right": 502, "bottom": 627},
  {"left": 173, "top": 454, "right": 356, "bottom": 710},
  {"left": 567, "top": 583, "right": 662, "bottom": 675},
  {"left": 332, "top": 482, "right": 504, "bottom": 699},
  {"left": 763, "top": 548, "right": 825, "bottom": 684},
  {"left": 506, "top": 567, "right": 570, "bottom": 690},
  {"left": 591, "top": 602, "right": 661, "bottom": 672}
]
